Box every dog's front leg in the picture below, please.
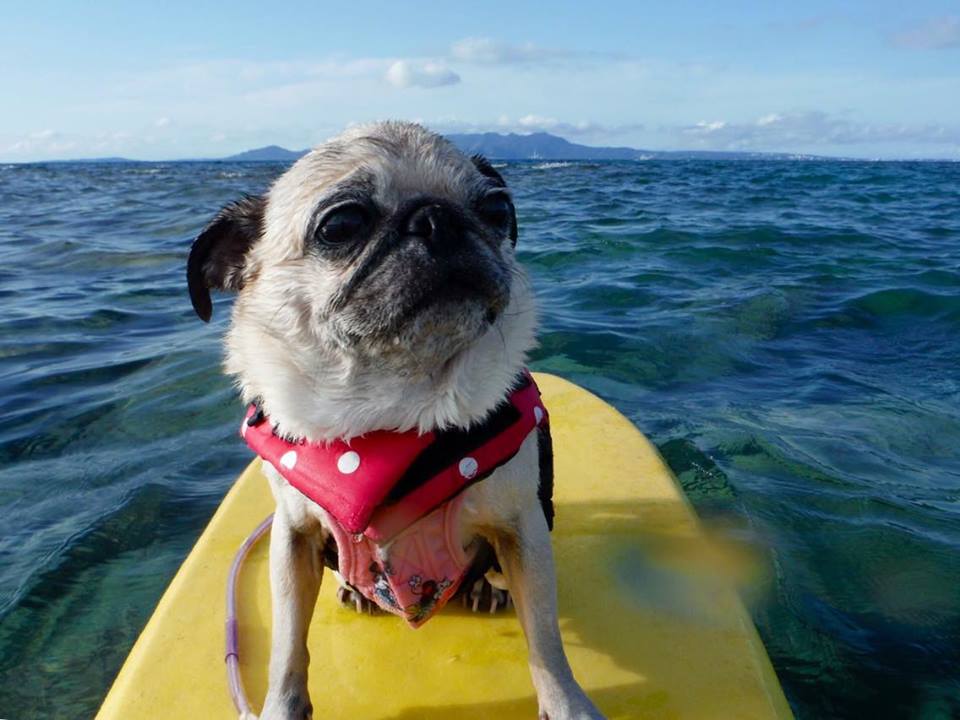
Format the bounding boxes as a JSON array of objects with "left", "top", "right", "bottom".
[
  {"left": 491, "top": 508, "right": 605, "bottom": 720},
  {"left": 259, "top": 509, "right": 323, "bottom": 720}
]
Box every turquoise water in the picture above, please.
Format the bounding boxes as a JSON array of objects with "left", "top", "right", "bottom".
[{"left": 1, "top": 159, "right": 958, "bottom": 719}]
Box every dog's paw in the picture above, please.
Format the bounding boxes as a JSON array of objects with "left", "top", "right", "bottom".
[
  {"left": 462, "top": 577, "right": 511, "bottom": 613},
  {"left": 259, "top": 688, "right": 313, "bottom": 720},
  {"left": 336, "top": 584, "right": 386, "bottom": 615},
  {"left": 538, "top": 705, "right": 606, "bottom": 720},
  {"left": 538, "top": 691, "right": 606, "bottom": 720}
]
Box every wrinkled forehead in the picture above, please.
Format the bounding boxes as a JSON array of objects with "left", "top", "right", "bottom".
[{"left": 271, "top": 127, "right": 488, "bottom": 215}]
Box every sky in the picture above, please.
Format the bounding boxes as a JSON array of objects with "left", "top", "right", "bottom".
[{"left": 1, "top": 1, "right": 958, "bottom": 161}]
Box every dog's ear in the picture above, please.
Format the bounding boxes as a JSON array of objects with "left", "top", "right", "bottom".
[
  {"left": 471, "top": 154, "right": 517, "bottom": 246},
  {"left": 187, "top": 195, "right": 265, "bottom": 322},
  {"left": 471, "top": 154, "right": 507, "bottom": 188}
]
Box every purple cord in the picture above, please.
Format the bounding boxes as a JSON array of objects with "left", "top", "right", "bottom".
[{"left": 225, "top": 513, "right": 274, "bottom": 717}]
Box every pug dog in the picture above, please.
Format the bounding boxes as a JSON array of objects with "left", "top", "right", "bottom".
[{"left": 187, "top": 121, "right": 604, "bottom": 720}]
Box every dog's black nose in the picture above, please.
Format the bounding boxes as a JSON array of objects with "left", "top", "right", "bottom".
[{"left": 404, "top": 203, "right": 449, "bottom": 246}]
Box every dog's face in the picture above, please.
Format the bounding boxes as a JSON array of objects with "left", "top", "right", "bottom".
[{"left": 188, "top": 122, "right": 536, "bottom": 440}]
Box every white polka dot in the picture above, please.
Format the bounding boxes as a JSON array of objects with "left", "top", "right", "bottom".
[
  {"left": 337, "top": 450, "right": 361, "bottom": 474},
  {"left": 280, "top": 450, "right": 298, "bottom": 470},
  {"left": 458, "top": 457, "right": 478, "bottom": 479},
  {"left": 534, "top": 406, "right": 544, "bottom": 425}
]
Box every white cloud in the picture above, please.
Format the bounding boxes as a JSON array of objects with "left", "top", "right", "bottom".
[
  {"left": 385, "top": 60, "right": 460, "bottom": 89},
  {"left": 3, "top": 37, "right": 958, "bottom": 161},
  {"left": 688, "top": 120, "right": 727, "bottom": 133},
  {"left": 450, "top": 37, "right": 569, "bottom": 65},
  {"left": 5, "top": 130, "right": 79, "bottom": 156},
  {"left": 671, "top": 111, "right": 960, "bottom": 151},
  {"left": 892, "top": 16, "right": 960, "bottom": 50},
  {"left": 518, "top": 114, "right": 559, "bottom": 128}
]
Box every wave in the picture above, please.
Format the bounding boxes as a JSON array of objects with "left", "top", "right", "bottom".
[
  {"left": 847, "top": 288, "right": 960, "bottom": 322},
  {"left": 531, "top": 161, "right": 574, "bottom": 170}
]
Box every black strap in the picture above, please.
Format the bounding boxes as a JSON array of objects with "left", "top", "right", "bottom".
[{"left": 383, "top": 373, "right": 532, "bottom": 505}]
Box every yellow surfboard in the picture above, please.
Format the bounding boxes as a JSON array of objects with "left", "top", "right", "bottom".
[{"left": 96, "top": 373, "right": 794, "bottom": 720}]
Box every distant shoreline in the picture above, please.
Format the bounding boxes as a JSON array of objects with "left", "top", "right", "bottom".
[
  {"left": 16, "top": 155, "right": 958, "bottom": 165},
  {"left": 6, "top": 131, "right": 958, "bottom": 164}
]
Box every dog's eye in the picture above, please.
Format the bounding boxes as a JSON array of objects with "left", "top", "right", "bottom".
[
  {"left": 317, "top": 203, "right": 370, "bottom": 245},
  {"left": 478, "top": 192, "right": 513, "bottom": 231}
]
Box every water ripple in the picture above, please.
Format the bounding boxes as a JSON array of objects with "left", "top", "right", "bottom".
[{"left": 0, "top": 159, "right": 958, "bottom": 719}]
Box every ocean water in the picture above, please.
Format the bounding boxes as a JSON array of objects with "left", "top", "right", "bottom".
[{"left": 1, "top": 158, "right": 958, "bottom": 719}]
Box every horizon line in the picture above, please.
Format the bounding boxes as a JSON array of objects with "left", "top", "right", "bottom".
[{"left": 4, "top": 129, "right": 959, "bottom": 164}]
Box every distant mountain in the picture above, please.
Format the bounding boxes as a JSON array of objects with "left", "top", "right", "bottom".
[
  {"left": 223, "top": 145, "right": 308, "bottom": 162},
  {"left": 445, "top": 132, "right": 825, "bottom": 161},
  {"left": 446, "top": 131, "right": 648, "bottom": 160},
  {"left": 219, "top": 133, "right": 641, "bottom": 162},
  {"left": 221, "top": 133, "right": 826, "bottom": 163},
  {"left": 28, "top": 132, "right": 839, "bottom": 165}
]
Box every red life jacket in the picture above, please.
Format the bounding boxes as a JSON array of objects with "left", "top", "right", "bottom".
[
  {"left": 240, "top": 372, "right": 549, "bottom": 626},
  {"left": 241, "top": 372, "right": 548, "bottom": 543}
]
